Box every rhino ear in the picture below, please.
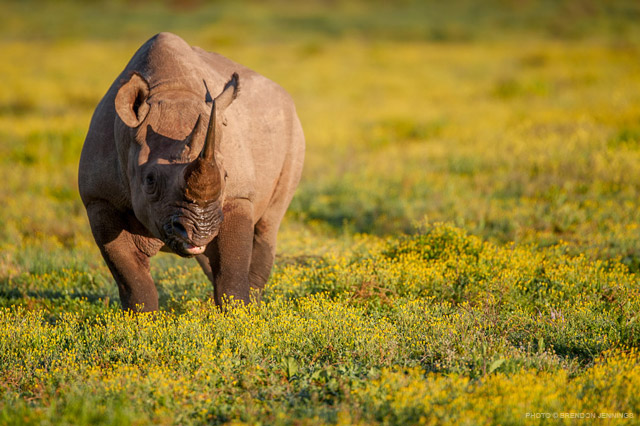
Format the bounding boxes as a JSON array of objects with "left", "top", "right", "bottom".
[{"left": 115, "top": 72, "right": 150, "bottom": 128}]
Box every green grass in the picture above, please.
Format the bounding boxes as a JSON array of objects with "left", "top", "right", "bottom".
[{"left": 1, "top": 0, "right": 640, "bottom": 424}]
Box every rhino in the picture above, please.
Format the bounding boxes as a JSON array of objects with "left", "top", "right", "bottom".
[{"left": 78, "top": 32, "right": 305, "bottom": 311}]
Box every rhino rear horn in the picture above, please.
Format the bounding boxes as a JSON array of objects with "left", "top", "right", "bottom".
[
  {"left": 200, "top": 72, "right": 240, "bottom": 163},
  {"left": 115, "top": 72, "right": 150, "bottom": 128}
]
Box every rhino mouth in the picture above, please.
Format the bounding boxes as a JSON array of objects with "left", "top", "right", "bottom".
[
  {"left": 160, "top": 204, "right": 223, "bottom": 257},
  {"left": 171, "top": 237, "right": 208, "bottom": 256},
  {"left": 182, "top": 243, "right": 207, "bottom": 255},
  {"left": 162, "top": 222, "right": 213, "bottom": 257}
]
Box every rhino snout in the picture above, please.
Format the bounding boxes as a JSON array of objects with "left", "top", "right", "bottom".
[
  {"left": 163, "top": 215, "right": 216, "bottom": 257},
  {"left": 170, "top": 218, "right": 190, "bottom": 242}
]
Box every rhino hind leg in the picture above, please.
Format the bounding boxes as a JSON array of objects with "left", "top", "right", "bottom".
[
  {"left": 86, "top": 201, "right": 160, "bottom": 312},
  {"left": 248, "top": 222, "right": 276, "bottom": 291},
  {"left": 195, "top": 254, "right": 214, "bottom": 283},
  {"left": 248, "top": 162, "right": 305, "bottom": 295},
  {"left": 247, "top": 208, "right": 285, "bottom": 294}
]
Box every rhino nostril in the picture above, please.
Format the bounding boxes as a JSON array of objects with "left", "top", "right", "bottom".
[{"left": 171, "top": 219, "right": 190, "bottom": 241}]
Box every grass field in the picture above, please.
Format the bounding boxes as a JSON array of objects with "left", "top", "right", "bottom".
[{"left": 2, "top": 0, "right": 640, "bottom": 424}]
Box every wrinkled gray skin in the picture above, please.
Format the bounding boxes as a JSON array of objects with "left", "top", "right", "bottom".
[{"left": 78, "top": 33, "right": 305, "bottom": 311}]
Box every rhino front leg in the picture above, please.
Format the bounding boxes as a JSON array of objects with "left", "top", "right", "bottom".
[
  {"left": 201, "top": 198, "right": 255, "bottom": 305},
  {"left": 197, "top": 215, "right": 276, "bottom": 303},
  {"left": 86, "top": 201, "right": 159, "bottom": 312}
]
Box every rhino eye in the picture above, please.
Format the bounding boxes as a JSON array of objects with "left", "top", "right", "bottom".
[{"left": 143, "top": 171, "right": 157, "bottom": 193}]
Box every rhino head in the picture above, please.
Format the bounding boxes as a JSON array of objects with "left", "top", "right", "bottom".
[{"left": 114, "top": 71, "right": 239, "bottom": 257}]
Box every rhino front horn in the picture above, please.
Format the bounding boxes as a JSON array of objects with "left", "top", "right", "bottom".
[{"left": 184, "top": 73, "right": 240, "bottom": 204}]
